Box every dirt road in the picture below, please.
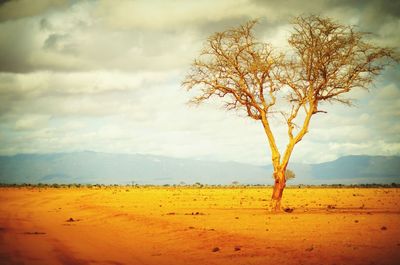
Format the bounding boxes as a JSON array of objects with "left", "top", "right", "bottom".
[{"left": 0, "top": 187, "right": 399, "bottom": 265}]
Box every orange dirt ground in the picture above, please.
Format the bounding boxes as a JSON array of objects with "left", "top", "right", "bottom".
[{"left": 0, "top": 187, "right": 399, "bottom": 265}]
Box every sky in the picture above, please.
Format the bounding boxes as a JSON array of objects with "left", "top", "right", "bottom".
[{"left": 0, "top": 0, "right": 399, "bottom": 165}]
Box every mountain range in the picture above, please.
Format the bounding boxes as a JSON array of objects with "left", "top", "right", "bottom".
[{"left": 0, "top": 152, "right": 399, "bottom": 185}]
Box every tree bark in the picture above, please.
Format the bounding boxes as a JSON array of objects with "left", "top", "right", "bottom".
[{"left": 271, "top": 169, "right": 286, "bottom": 212}]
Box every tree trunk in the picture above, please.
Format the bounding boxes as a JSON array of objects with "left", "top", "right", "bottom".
[{"left": 271, "top": 169, "right": 286, "bottom": 212}]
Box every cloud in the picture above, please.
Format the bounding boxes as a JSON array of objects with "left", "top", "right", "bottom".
[
  {"left": 1, "top": 0, "right": 398, "bottom": 73},
  {"left": 14, "top": 114, "right": 50, "bottom": 131},
  {"left": 0, "top": 70, "right": 178, "bottom": 119},
  {"left": 252, "top": 0, "right": 400, "bottom": 47},
  {"left": 0, "top": 1, "right": 204, "bottom": 72},
  {"left": 367, "top": 84, "right": 400, "bottom": 143},
  {"left": 0, "top": 0, "right": 68, "bottom": 22},
  {"left": 0, "top": 0, "right": 398, "bottom": 165},
  {"left": 94, "top": 0, "right": 261, "bottom": 31},
  {"left": 0, "top": 69, "right": 398, "bottom": 164}
]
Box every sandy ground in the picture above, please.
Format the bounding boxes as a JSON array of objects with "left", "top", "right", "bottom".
[{"left": 0, "top": 187, "right": 399, "bottom": 265}]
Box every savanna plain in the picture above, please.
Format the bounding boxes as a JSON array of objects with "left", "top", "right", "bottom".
[{"left": 0, "top": 187, "right": 399, "bottom": 265}]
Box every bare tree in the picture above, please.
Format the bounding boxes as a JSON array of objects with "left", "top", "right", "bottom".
[{"left": 182, "top": 15, "right": 397, "bottom": 211}]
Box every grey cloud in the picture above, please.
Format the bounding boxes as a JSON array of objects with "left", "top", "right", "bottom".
[
  {"left": 44, "top": 33, "right": 66, "bottom": 49},
  {"left": 331, "top": 0, "right": 400, "bottom": 18},
  {"left": 0, "top": 0, "right": 68, "bottom": 22},
  {"left": 0, "top": 15, "right": 201, "bottom": 72},
  {"left": 252, "top": 0, "right": 400, "bottom": 18},
  {"left": 0, "top": 16, "right": 86, "bottom": 73},
  {"left": 251, "top": 0, "right": 400, "bottom": 46},
  {"left": 0, "top": 0, "right": 397, "bottom": 73},
  {"left": 43, "top": 33, "right": 78, "bottom": 55},
  {"left": 39, "top": 18, "right": 52, "bottom": 30},
  {"left": 0, "top": 18, "right": 38, "bottom": 72}
]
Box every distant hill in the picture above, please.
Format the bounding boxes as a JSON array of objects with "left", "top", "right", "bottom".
[
  {"left": 309, "top": 155, "right": 400, "bottom": 184},
  {"left": 0, "top": 152, "right": 399, "bottom": 185}
]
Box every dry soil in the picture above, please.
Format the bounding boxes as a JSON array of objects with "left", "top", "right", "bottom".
[{"left": 0, "top": 187, "right": 399, "bottom": 265}]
